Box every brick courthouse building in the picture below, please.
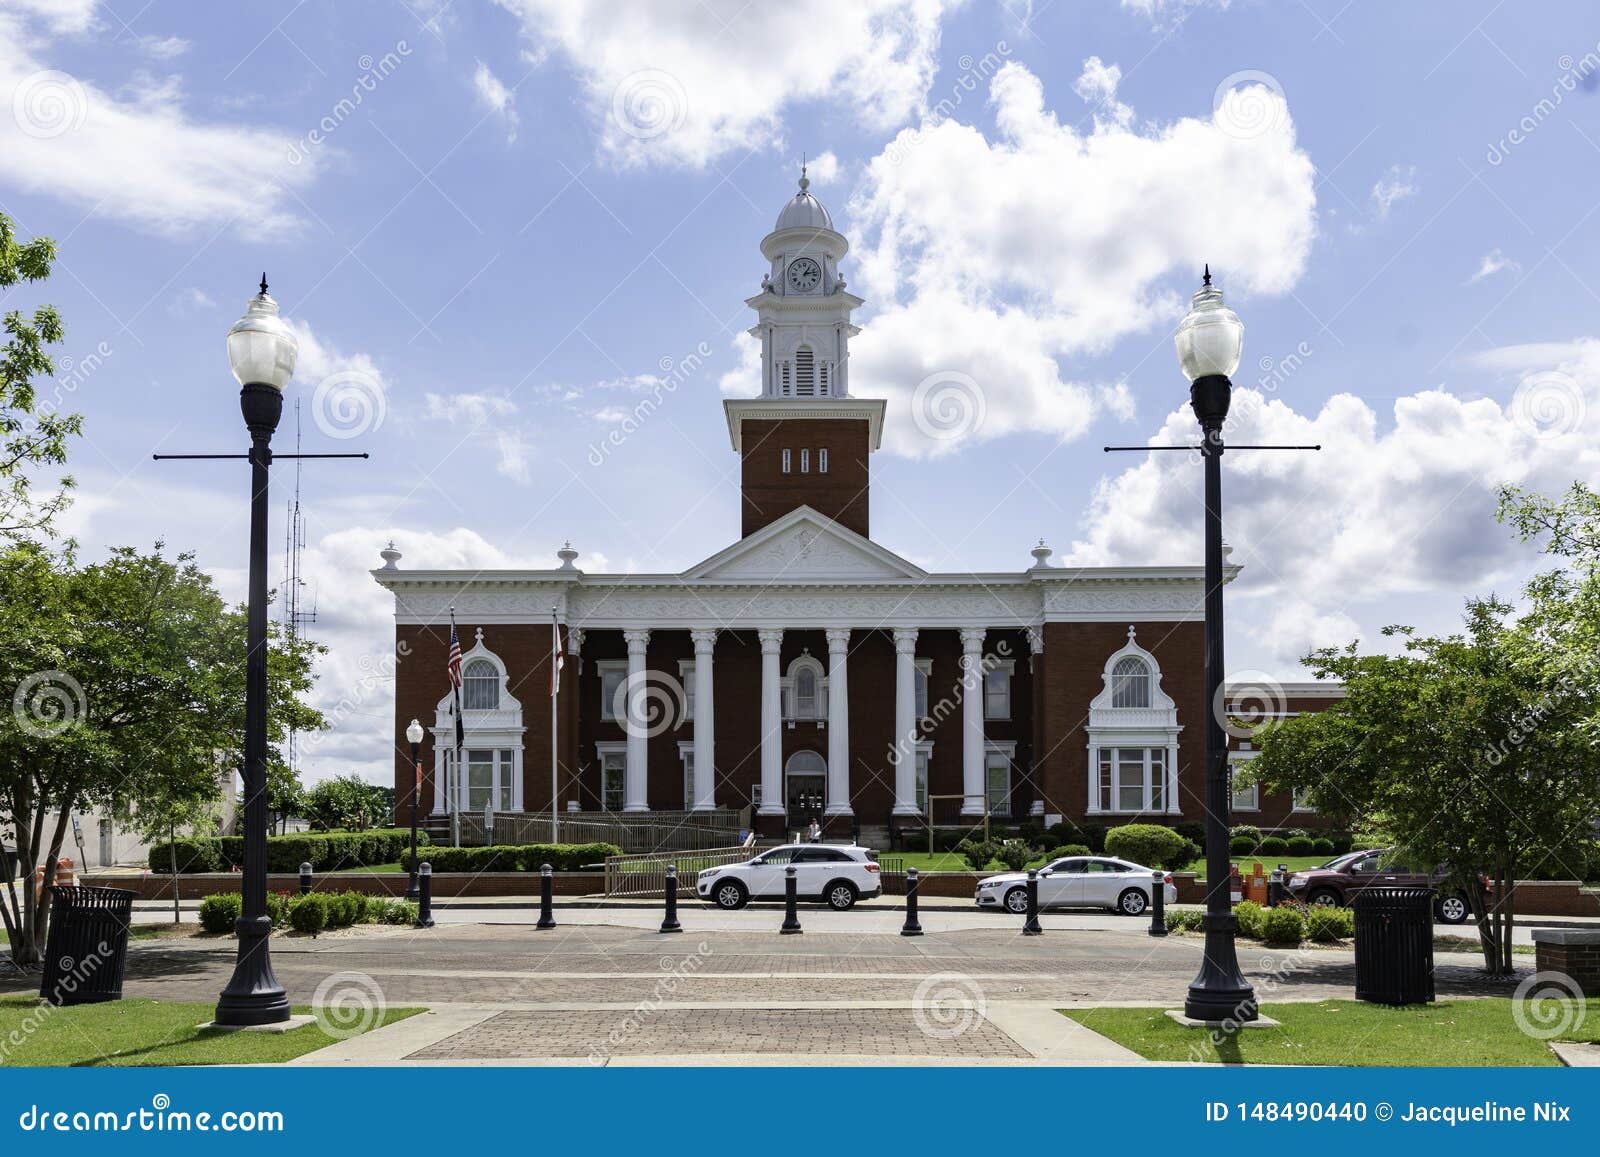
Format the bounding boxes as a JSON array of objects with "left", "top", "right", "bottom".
[{"left": 376, "top": 175, "right": 1338, "bottom": 840}]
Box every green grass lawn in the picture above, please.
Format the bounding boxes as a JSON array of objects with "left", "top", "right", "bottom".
[
  {"left": 1180, "top": 854, "right": 1328, "bottom": 875},
  {"left": 326, "top": 861, "right": 404, "bottom": 874},
  {"left": 891, "top": 851, "right": 1337, "bottom": 875},
  {"left": 1064, "top": 999, "right": 1598, "bottom": 1066},
  {"left": 0, "top": 995, "right": 421, "bottom": 1067}
]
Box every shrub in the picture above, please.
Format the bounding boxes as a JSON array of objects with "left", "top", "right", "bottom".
[
  {"left": 1164, "top": 908, "right": 1203, "bottom": 932},
  {"left": 1329, "top": 831, "right": 1354, "bottom": 855},
  {"left": 1305, "top": 904, "right": 1354, "bottom": 942},
  {"left": 198, "top": 893, "right": 241, "bottom": 935},
  {"left": 266, "top": 891, "right": 291, "bottom": 927},
  {"left": 1233, "top": 899, "right": 1266, "bottom": 939},
  {"left": 1285, "top": 835, "right": 1316, "bottom": 856},
  {"left": 1173, "top": 820, "right": 1207, "bottom": 848},
  {"left": 400, "top": 842, "right": 622, "bottom": 874},
  {"left": 1104, "top": 824, "right": 1191, "bottom": 871},
  {"left": 375, "top": 899, "right": 418, "bottom": 924},
  {"left": 1229, "top": 835, "right": 1256, "bottom": 855},
  {"left": 1230, "top": 824, "right": 1262, "bottom": 846},
  {"left": 1046, "top": 844, "right": 1092, "bottom": 861},
  {"left": 288, "top": 893, "right": 329, "bottom": 936},
  {"left": 1261, "top": 905, "right": 1305, "bottom": 945},
  {"left": 955, "top": 839, "right": 997, "bottom": 872},
  {"left": 995, "top": 839, "right": 1033, "bottom": 871},
  {"left": 1259, "top": 835, "right": 1289, "bottom": 856},
  {"left": 150, "top": 838, "right": 222, "bottom": 874},
  {"left": 1310, "top": 837, "right": 1335, "bottom": 857}
]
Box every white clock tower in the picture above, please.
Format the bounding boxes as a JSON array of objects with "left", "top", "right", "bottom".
[
  {"left": 724, "top": 168, "right": 887, "bottom": 539},
  {"left": 748, "top": 168, "right": 863, "bottom": 398}
]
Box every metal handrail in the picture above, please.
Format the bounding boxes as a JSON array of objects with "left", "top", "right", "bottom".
[{"left": 603, "top": 834, "right": 757, "bottom": 897}]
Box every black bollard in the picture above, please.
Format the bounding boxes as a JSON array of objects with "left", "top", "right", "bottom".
[
  {"left": 299, "top": 861, "right": 313, "bottom": 896},
  {"left": 901, "top": 866, "right": 923, "bottom": 936},
  {"left": 1149, "top": 869, "right": 1168, "bottom": 937},
  {"left": 780, "top": 864, "right": 803, "bottom": 934},
  {"left": 1022, "top": 868, "right": 1042, "bottom": 935},
  {"left": 536, "top": 862, "right": 556, "bottom": 929},
  {"left": 660, "top": 864, "right": 683, "bottom": 933},
  {"left": 415, "top": 862, "right": 435, "bottom": 928}
]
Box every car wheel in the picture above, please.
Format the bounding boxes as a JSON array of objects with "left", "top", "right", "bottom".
[
  {"left": 713, "top": 880, "right": 748, "bottom": 910},
  {"left": 1117, "top": 887, "right": 1148, "bottom": 916},
  {"left": 1308, "top": 887, "right": 1342, "bottom": 909},
  {"left": 1003, "top": 886, "right": 1029, "bottom": 914},
  {"left": 1435, "top": 894, "right": 1469, "bottom": 924},
  {"left": 824, "top": 880, "right": 858, "bottom": 911}
]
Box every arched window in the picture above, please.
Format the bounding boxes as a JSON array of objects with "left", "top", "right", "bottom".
[
  {"left": 786, "top": 750, "right": 825, "bottom": 776},
  {"left": 1110, "top": 657, "right": 1150, "bottom": 708},
  {"left": 794, "top": 346, "right": 816, "bottom": 396},
  {"left": 463, "top": 659, "right": 500, "bottom": 710},
  {"left": 784, "top": 654, "right": 825, "bottom": 721}
]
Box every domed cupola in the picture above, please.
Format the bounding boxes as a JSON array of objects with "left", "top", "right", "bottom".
[{"left": 775, "top": 170, "right": 834, "bottom": 232}]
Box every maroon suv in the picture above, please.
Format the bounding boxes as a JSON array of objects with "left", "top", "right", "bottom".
[{"left": 1283, "top": 848, "right": 1472, "bottom": 924}]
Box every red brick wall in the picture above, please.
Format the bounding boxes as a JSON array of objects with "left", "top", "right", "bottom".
[
  {"left": 393, "top": 622, "right": 567, "bottom": 821},
  {"left": 739, "top": 417, "right": 871, "bottom": 537}
]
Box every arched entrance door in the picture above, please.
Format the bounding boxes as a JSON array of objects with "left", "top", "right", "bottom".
[{"left": 784, "top": 750, "right": 827, "bottom": 822}]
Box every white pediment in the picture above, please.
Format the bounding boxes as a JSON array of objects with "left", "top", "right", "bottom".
[{"left": 683, "top": 507, "right": 927, "bottom": 583}]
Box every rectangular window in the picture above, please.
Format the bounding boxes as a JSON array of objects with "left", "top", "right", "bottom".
[
  {"left": 678, "top": 661, "right": 696, "bottom": 721},
  {"left": 819, "top": 448, "right": 829, "bottom": 473},
  {"left": 680, "top": 746, "right": 694, "bottom": 809},
  {"left": 915, "top": 749, "right": 929, "bottom": 813},
  {"left": 985, "top": 749, "right": 1011, "bottom": 817},
  {"left": 800, "top": 448, "right": 810, "bottom": 473},
  {"left": 983, "top": 664, "right": 1012, "bottom": 720},
  {"left": 1097, "top": 747, "right": 1166, "bottom": 813},
  {"left": 465, "top": 748, "right": 515, "bottom": 812},
  {"left": 598, "top": 661, "right": 626, "bottom": 721},
  {"left": 781, "top": 448, "right": 791, "bottom": 474},
  {"left": 914, "top": 661, "right": 930, "bottom": 720},
  {"left": 599, "top": 747, "right": 626, "bottom": 812},
  {"left": 1230, "top": 764, "right": 1259, "bottom": 811},
  {"left": 1292, "top": 787, "right": 1317, "bottom": 812}
]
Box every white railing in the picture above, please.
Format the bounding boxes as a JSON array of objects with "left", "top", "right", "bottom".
[{"left": 603, "top": 836, "right": 757, "bottom": 897}]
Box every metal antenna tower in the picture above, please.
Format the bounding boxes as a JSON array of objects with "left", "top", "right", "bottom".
[{"left": 281, "top": 399, "right": 317, "bottom": 773}]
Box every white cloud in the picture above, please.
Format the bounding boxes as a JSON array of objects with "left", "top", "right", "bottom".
[
  {"left": 804, "top": 150, "right": 841, "bottom": 185},
  {"left": 1467, "top": 247, "right": 1519, "bottom": 285},
  {"left": 166, "top": 286, "right": 215, "bottom": 318},
  {"left": 472, "top": 60, "right": 519, "bottom": 142},
  {"left": 0, "top": 10, "right": 324, "bottom": 236},
  {"left": 9, "top": 0, "right": 97, "bottom": 35},
  {"left": 495, "top": 0, "right": 958, "bottom": 167},
  {"left": 1119, "top": 0, "right": 1231, "bottom": 27},
  {"left": 1062, "top": 341, "right": 1600, "bottom": 665},
  {"left": 423, "top": 391, "right": 532, "bottom": 483},
  {"left": 1370, "top": 163, "right": 1418, "bottom": 219},
  {"left": 1072, "top": 56, "right": 1132, "bottom": 127},
  {"left": 826, "top": 60, "right": 1315, "bottom": 456},
  {"left": 137, "top": 35, "right": 191, "bottom": 60}
]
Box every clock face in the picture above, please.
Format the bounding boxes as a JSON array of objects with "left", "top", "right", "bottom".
[{"left": 787, "top": 257, "right": 821, "bottom": 292}]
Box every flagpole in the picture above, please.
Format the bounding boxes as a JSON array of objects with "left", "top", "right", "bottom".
[{"left": 551, "top": 606, "right": 560, "bottom": 845}]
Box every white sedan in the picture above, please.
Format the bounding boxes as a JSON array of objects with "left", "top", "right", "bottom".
[
  {"left": 976, "top": 855, "right": 1176, "bottom": 917},
  {"left": 697, "top": 844, "right": 882, "bottom": 910}
]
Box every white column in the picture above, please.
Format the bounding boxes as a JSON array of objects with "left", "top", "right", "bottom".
[
  {"left": 622, "top": 628, "right": 650, "bottom": 812},
  {"left": 690, "top": 627, "right": 717, "bottom": 812},
  {"left": 892, "top": 627, "right": 920, "bottom": 816},
  {"left": 430, "top": 736, "right": 447, "bottom": 816},
  {"left": 825, "top": 627, "right": 852, "bottom": 817},
  {"left": 960, "top": 626, "right": 987, "bottom": 816},
  {"left": 758, "top": 628, "right": 785, "bottom": 815}
]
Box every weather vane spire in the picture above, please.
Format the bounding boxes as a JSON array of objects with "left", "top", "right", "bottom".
[{"left": 1202, "top": 263, "right": 1212, "bottom": 287}]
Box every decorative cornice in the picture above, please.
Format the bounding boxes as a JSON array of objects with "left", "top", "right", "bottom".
[{"left": 723, "top": 397, "right": 885, "bottom": 451}]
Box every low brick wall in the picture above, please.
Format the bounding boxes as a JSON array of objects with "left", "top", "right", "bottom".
[
  {"left": 1532, "top": 930, "right": 1600, "bottom": 995},
  {"left": 1172, "top": 873, "right": 1599, "bottom": 916},
  {"left": 84, "top": 872, "right": 605, "bottom": 900}
]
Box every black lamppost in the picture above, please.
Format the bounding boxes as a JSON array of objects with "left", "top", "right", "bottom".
[
  {"left": 1174, "top": 268, "right": 1256, "bottom": 1024},
  {"left": 406, "top": 718, "right": 424, "bottom": 900},
  {"left": 214, "top": 279, "right": 300, "bottom": 1027}
]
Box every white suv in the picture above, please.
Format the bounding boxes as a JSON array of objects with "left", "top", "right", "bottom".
[{"left": 697, "top": 844, "right": 882, "bottom": 911}]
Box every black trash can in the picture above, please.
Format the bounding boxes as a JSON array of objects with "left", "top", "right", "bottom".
[
  {"left": 38, "top": 886, "right": 136, "bottom": 1006},
  {"left": 1352, "top": 887, "right": 1435, "bottom": 1005}
]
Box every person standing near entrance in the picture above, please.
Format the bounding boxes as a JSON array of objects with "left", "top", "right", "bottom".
[{"left": 807, "top": 819, "right": 821, "bottom": 843}]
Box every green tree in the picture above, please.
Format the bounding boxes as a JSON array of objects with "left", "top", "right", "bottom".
[
  {"left": 0, "top": 543, "right": 324, "bottom": 965},
  {"left": 0, "top": 213, "right": 81, "bottom": 541},
  {"left": 302, "top": 774, "right": 390, "bottom": 831},
  {"left": 1251, "top": 600, "right": 1600, "bottom": 974}
]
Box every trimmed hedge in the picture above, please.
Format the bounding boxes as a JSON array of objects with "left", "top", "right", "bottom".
[
  {"left": 1261, "top": 905, "right": 1305, "bottom": 945},
  {"left": 1104, "top": 824, "right": 1191, "bottom": 871},
  {"left": 1045, "top": 844, "right": 1092, "bottom": 861},
  {"left": 1229, "top": 835, "right": 1256, "bottom": 855},
  {"left": 1305, "top": 904, "right": 1354, "bottom": 942},
  {"left": 150, "top": 829, "right": 428, "bottom": 874},
  {"left": 1285, "top": 835, "right": 1316, "bottom": 856},
  {"left": 197, "top": 890, "right": 417, "bottom": 936},
  {"left": 399, "top": 842, "right": 622, "bottom": 873},
  {"left": 1259, "top": 835, "right": 1289, "bottom": 856},
  {"left": 1164, "top": 907, "right": 1203, "bottom": 932}
]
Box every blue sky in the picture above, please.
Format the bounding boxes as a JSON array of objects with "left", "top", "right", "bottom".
[{"left": 4, "top": 0, "right": 1600, "bottom": 783}]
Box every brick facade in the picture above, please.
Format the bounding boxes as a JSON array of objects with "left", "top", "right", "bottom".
[{"left": 739, "top": 417, "right": 871, "bottom": 538}]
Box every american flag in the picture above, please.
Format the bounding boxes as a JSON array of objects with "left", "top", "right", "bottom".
[{"left": 447, "top": 619, "right": 464, "bottom": 688}]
